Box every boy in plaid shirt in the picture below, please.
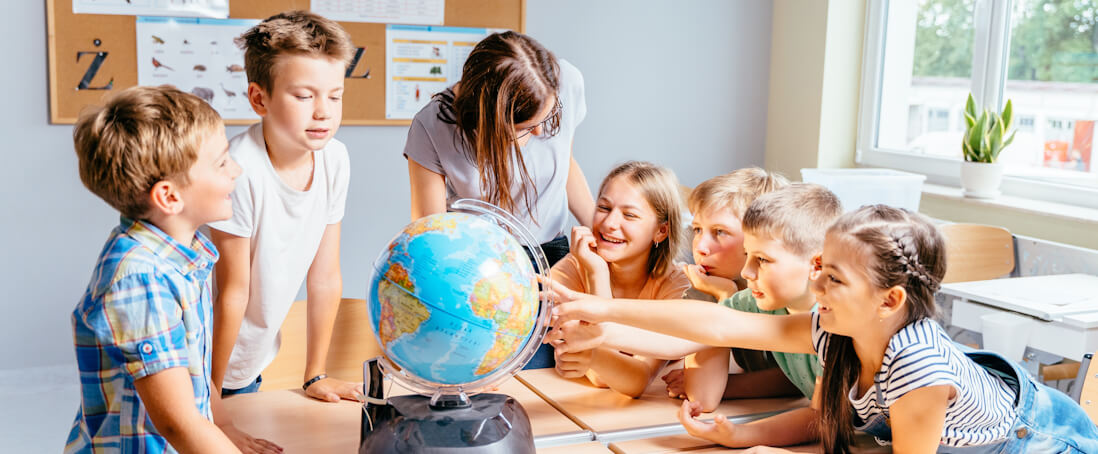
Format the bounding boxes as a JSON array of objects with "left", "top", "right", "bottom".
[{"left": 65, "top": 86, "right": 279, "bottom": 453}]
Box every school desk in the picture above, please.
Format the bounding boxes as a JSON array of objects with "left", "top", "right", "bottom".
[
  {"left": 219, "top": 377, "right": 593, "bottom": 452},
  {"left": 515, "top": 368, "right": 808, "bottom": 440},
  {"left": 942, "top": 273, "right": 1098, "bottom": 361},
  {"left": 606, "top": 433, "right": 891, "bottom": 453}
]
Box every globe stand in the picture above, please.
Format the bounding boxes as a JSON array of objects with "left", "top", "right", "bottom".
[
  {"left": 360, "top": 359, "right": 535, "bottom": 453},
  {"left": 429, "top": 389, "right": 471, "bottom": 409}
]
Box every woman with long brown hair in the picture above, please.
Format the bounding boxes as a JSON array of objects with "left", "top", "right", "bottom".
[{"left": 403, "top": 31, "right": 594, "bottom": 270}]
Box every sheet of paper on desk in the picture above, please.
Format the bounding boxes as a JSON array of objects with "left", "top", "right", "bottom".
[
  {"left": 985, "top": 282, "right": 1090, "bottom": 306},
  {"left": 977, "top": 274, "right": 1098, "bottom": 312}
]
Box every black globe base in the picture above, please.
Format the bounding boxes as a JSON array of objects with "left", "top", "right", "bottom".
[{"left": 359, "top": 393, "right": 534, "bottom": 454}]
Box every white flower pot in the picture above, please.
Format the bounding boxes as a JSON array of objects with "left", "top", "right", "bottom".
[{"left": 960, "top": 161, "right": 1003, "bottom": 199}]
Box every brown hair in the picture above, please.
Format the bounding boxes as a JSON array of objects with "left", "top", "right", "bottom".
[
  {"left": 599, "top": 161, "right": 685, "bottom": 277},
  {"left": 817, "top": 205, "right": 945, "bottom": 453},
  {"left": 74, "top": 85, "right": 221, "bottom": 219},
  {"left": 435, "top": 31, "right": 561, "bottom": 218},
  {"left": 236, "top": 10, "right": 355, "bottom": 92},
  {"left": 741, "top": 183, "right": 843, "bottom": 258},
  {"left": 688, "top": 167, "right": 789, "bottom": 219}
]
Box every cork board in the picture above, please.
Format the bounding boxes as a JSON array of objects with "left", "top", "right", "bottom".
[{"left": 47, "top": 0, "right": 525, "bottom": 125}]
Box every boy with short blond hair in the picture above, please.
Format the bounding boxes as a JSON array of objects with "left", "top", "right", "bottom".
[
  {"left": 209, "top": 10, "right": 359, "bottom": 402},
  {"left": 550, "top": 183, "right": 844, "bottom": 449},
  {"left": 66, "top": 85, "right": 266, "bottom": 453}
]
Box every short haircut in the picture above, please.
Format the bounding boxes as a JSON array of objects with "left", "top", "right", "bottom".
[
  {"left": 688, "top": 167, "right": 789, "bottom": 219},
  {"left": 599, "top": 161, "right": 686, "bottom": 277},
  {"left": 74, "top": 85, "right": 221, "bottom": 220},
  {"left": 236, "top": 10, "right": 355, "bottom": 92},
  {"left": 741, "top": 183, "right": 843, "bottom": 258}
]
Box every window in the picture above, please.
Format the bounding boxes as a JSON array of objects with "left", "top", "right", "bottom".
[{"left": 858, "top": 0, "right": 1098, "bottom": 208}]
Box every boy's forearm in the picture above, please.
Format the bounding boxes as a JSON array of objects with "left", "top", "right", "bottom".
[
  {"left": 135, "top": 368, "right": 241, "bottom": 454},
  {"left": 304, "top": 279, "right": 342, "bottom": 379},
  {"left": 684, "top": 348, "right": 730, "bottom": 412},
  {"left": 720, "top": 407, "right": 818, "bottom": 448},
  {"left": 211, "top": 289, "right": 248, "bottom": 391}
]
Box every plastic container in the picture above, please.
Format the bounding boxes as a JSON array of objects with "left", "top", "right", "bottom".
[{"left": 800, "top": 168, "right": 926, "bottom": 212}]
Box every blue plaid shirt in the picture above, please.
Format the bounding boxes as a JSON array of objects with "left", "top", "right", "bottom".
[{"left": 66, "top": 218, "right": 218, "bottom": 453}]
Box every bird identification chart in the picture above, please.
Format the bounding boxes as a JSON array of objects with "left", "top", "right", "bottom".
[
  {"left": 385, "top": 25, "right": 495, "bottom": 119},
  {"left": 74, "top": 0, "right": 229, "bottom": 18},
  {"left": 136, "top": 17, "right": 260, "bottom": 120}
]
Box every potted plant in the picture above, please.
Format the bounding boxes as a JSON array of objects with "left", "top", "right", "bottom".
[{"left": 960, "top": 93, "right": 1015, "bottom": 198}]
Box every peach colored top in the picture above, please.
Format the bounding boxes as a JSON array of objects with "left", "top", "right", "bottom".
[{"left": 550, "top": 253, "right": 691, "bottom": 300}]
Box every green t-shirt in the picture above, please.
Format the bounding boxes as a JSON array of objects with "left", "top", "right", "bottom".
[{"left": 719, "top": 289, "right": 821, "bottom": 399}]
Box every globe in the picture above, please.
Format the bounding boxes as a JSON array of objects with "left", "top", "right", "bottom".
[{"left": 367, "top": 202, "right": 548, "bottom": 397}]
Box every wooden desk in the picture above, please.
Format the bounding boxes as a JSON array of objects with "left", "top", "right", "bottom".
[
  {"left": 220, "top": 377, "right": 593, "bottom": 452},
  {"left": 607, "top": 433, "right": 890, "bottom": 453},
  {"left": 516, "top": 368, "right": 807, "bottom": 441},
  {"left": 539, "top": 442, "right": 613, "bottom": 453}
]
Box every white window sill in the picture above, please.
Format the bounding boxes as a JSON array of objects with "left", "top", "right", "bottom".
[{"left": 922, "top": 183, "right": 1098, "bottom": 226}]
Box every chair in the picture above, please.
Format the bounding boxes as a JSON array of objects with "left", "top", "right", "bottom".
[
  {"left": 259, "top": 298, "right": 382, "bottom": 391},
  {"left": 939, "top": 223, "right": 1015, "bottom": 284},
  {"left": 1073, "top": 353, "right": 1098, "bottom": 424}
]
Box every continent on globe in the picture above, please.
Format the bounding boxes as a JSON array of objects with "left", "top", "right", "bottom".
[
  {"left": 377, "top": 263, "right": 430, "bottom": 347},
  {"left": 470, "top": 266, "right": 537, "bottom": 375}
]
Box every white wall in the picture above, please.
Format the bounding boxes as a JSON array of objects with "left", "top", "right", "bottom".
[{"left": 2, "top": 0, "right": 771, "bottom": 371}]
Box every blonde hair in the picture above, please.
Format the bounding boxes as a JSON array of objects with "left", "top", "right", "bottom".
[
  {"left": 236, "top": 10, "right": 355, "bottom": 92},
  {"left": 74, "top": 85, "right": 221, "bottom": 219},
  {"left": 741, "top": 183, "right": 843, "bottom": 258},
  {"left": 688, "top": 167, "right": 789, "bottom": 218},
  {"left": 599, "top": 161, "right": 685, "bottom": 276}
]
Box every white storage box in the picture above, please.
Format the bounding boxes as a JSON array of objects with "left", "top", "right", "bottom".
[{"left": 800, "top": 168, "right": 926, "bottom": 212}]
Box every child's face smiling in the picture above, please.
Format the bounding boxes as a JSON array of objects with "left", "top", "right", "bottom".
[
  {"left": 258, "top": 55, "right": 345, "bottom": 154},
  {"left": 691, "top": 207, "right": 746, "bottom": 281},
  {"left": 811, "top": 233, "right": 890, "bottom": 336},
  {"left": 178, "top": 125, "right": 241, "bottom": 227},
  {"left": 591, "top": 176, "right": 666, "bottom": 266},
  {"left": 740, "top": 232, "right": 814, "bottom": 312}
]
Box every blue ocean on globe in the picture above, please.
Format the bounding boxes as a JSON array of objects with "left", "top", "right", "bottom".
[{"left": 368, "top": 212, "right": 539, "bottom": 385}]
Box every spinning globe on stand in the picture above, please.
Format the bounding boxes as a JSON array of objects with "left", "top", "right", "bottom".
[{"left": 360, "top": 199, "right": 553, "bottom": 453}]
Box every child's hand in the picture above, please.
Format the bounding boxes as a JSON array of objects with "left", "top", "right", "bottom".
[
  {"left": 541, "top": 278, "right": 611, "bottom": 324},
  {"left": 304, "top": 376, "right": 363, "bottom": 403},
  {"left": 545, "top": 319, "right": 606, "bottom": 353},
  {"left": 220, "top": 423, "right": 283, "bottom": 454},
  {"left": 570, "top": 226, "right": 608, "bottom": 276},
  {"left": 677, "top": 399, "right": 738, "bottom": 446},
  {"left": 662, "top": 368, "right": 686, "bottom": 399},
  {"left": 683, "top": 264, "right": 739, "bottom": 301},
  {"left": 554, "top": 346, "right": 595, "bottom": 379}
]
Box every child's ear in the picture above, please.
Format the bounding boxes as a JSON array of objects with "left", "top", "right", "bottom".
[
  {"left": 879, "top": 285, "right": 907, "bottom": 319},
  {"left": 653, "top": 222, "right": 669, "bottom": 245},
  {"left": 247, "top": 82, "right": 269, "bottom": 116},
  {"left": 148, "top": 180, "right": 184, "bottom": 216},
  {"left": 809, "top": 254, "right": 823, "bottom": 280}
]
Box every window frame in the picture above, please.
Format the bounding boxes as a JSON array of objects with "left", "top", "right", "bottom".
[{"left": 855, "top": 0, "right": 1098, "bottom": 209}]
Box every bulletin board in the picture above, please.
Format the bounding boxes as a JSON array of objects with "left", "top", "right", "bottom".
[{"left": 46, "top": 0, "right": 525, "bottom": 125}]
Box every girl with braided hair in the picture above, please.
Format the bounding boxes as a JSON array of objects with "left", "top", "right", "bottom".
[{"left": 550, "top": 205, "right": 1098, "bottom": 452}]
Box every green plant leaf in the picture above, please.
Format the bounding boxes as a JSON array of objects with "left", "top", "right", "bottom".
[
  {"left": 965, "top": 93, "right": 977, "bottom": 119},
  {"left": 964, "top": 111, "right": 976, "bottom": 129},
  {"left": 1001, "top": 99, "right": 1013, "bottom": 132}
]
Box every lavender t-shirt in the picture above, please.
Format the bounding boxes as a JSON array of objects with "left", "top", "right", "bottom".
[{"left": 403, "top": 60, "right": 586, "bottom": 244}]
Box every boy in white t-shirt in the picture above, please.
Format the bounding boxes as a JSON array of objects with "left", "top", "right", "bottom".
[{"left": 208, "top": 10, "right": 359, "bottom": 402}]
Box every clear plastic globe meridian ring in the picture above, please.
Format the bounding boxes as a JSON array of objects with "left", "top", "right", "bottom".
[{"left": 360, "top": 199, "right": 554, "bottom": 453}]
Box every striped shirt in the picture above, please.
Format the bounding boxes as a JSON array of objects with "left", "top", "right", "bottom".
[
  {"left": 812, "top": 313, "right": 1017, "bottom": 447},
  {"left": 66, "top": 218, "right": 218, "bottom": 453}
]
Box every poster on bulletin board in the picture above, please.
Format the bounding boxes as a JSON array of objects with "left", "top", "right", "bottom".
[
  {"left": 135, "top": 17, "right": 260, "bottom": 121},
  {"left": 73, "top": 0, "right": 229, "bottom": 18},
  {"left": 385, "top": 25, "right": 495, "bottom": 119}
]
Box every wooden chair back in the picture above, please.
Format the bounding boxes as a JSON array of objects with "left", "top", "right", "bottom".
[
  {"left": 1077, "top": 353, "right": 1098, "bottom": 424},
  {"left": 259, "top": 298, "right": 381, "bottom": 390},
  {"left": 940, "top": 223, "right": 1015, "bottom": 283}
]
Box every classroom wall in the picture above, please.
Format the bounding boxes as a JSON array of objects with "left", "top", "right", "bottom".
[{"left": 2, "top": 1, "right": 772, "bottom": 371}]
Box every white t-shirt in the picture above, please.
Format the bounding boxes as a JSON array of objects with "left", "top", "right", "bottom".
[
  {"left": 811, "top": 313, "right": 1017, "bottom": 447},
  {"left": 208, "top": 123, "right": 350, "bottom": 389},
  {"left": 403, "top": 59, "right": 587, "bottom": 244}
]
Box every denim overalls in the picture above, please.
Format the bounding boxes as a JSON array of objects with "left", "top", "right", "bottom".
[{"left": 854, "top": 349, "right": 1098, "bottom": 453}]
